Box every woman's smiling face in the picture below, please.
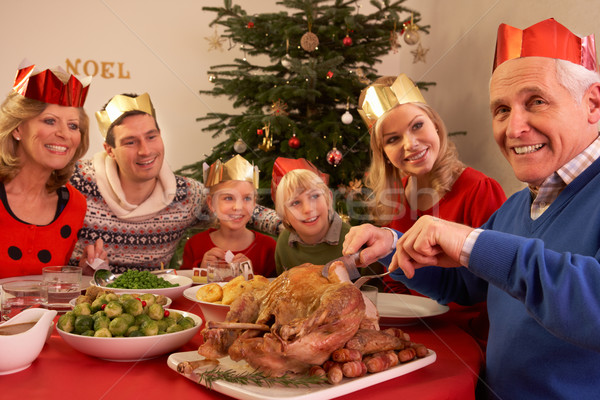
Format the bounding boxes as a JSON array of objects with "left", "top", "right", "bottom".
[{"left": 379, "top": 103, "right": 440, "bottom": 177}]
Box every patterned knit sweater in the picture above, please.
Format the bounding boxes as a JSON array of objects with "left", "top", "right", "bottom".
[{"left": 70, "top": 157, "right": 280, "bottom": 273}]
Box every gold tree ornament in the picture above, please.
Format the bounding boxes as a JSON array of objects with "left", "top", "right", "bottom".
[
  {"left": 258, "top": 124, "right": 274, "bottom": 152},
  {"left": 301, "top": 32, "right": 319, "bottom": 52},
  {"left": 403, "top": 14, "right": 420, "bottom": 45},
  {"left": 411, "top": 43, "right": 429, "bottom": 63},
  {"left": 205, "top": 28, "right": 226, "bottom": 52}
]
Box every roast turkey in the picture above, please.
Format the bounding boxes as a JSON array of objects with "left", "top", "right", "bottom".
[{"left": 198, "top": 261, "right": 379, "bottom": 376}]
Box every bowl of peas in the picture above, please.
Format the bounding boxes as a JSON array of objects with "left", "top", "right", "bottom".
[{"left": 91, "top": 270, "right": 193, "bottom": 299}]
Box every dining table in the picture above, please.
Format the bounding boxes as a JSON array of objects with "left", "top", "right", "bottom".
[{"left": 0, "top": 289, "right": 485, "bottom": 400}]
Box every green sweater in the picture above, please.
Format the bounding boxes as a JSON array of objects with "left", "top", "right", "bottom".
[{"left": 274, "top": 221, "right": 351, "bottom": 275}]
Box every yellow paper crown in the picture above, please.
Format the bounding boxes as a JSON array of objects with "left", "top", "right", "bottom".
[
  {"left": 357, "top": 74, "right": 426, "bottom": 129},
  {"left": 95, "top": 93, "right": 156, "bottom": 138},
  {"left": 203, "top": 155, "right": 260, "bottom": 189}
]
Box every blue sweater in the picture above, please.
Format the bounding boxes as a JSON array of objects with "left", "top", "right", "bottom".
[{"left": 388, "top": 157, "right": 600, "bottom": 399}]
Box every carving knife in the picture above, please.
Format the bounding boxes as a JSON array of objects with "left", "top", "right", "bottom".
[{"left": 322, "top": 252, "right": 362, "bottom": 280}]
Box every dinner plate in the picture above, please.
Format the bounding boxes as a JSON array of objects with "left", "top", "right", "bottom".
[
  {"left": 176, "top": 269, "right": 206, "bottom": 285},
  {"left": 167, "top": 349, "right": 436, "bottom": 400},
  {"left": 68, "top": 295, "right": 172, "bottom": 309},
  {"left": 0, "top": 275, "right": 93, "bottom": 289},
  {"left": 377, "top": 293, "right": 449, "bottom": 325}
]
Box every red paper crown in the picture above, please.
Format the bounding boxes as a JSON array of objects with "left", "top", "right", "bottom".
[
  {"left": 12, "top": 63, "right": 91, "bottom": 107},
  {"left": 271, "top": 157, "right": 329, "bottom": 202},
  {"left": 493, "top": 18, "right": 597, "bottom": 72}
]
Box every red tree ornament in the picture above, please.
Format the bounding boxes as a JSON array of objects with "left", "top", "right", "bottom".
[
  {"left": 288, "top": 134, "right": 300, "bottom": 149},
  {"left": 343, "top": 35, "right": 353, "bottom": 46},
  {"left": 257, "top": 128, "right": 264, "bottom": 135},
  {"left": 327, "top": 71, "right": 334, "bottom": 79},
  {"left": 247, "top": 21, "right": 254, "bottom": 29},
  {"left": 327, "top": 147, "right": 343, "bottom": 166}
]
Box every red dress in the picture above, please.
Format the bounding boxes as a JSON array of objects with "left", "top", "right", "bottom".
[
  {"left": 386, "top": 168, "right": 506, "bottom": 349},
  {"left": 181, "top": 228, "right": 277, "bottom": 278},
  {"left": 0, "top": 184, "right": 86, "bottom": 278}
]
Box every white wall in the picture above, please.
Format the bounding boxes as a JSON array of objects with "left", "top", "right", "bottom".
[{"left": 1, "top": 0, "right": 598, "bottom": 196}]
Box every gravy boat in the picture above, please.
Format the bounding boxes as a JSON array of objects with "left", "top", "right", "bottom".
[{"left": 0, "top": 308, "right": 56, "bottom": 375}]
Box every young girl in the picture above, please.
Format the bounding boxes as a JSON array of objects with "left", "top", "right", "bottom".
[
  {"left": 180, "top": 155, "right": 276, "bottom": 278},
  {"left": 274, "top": 165, "right": 385, "bottom": 279}
]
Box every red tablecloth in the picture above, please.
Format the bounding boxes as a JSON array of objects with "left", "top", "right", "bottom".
[{"left": 0, "top": 296, "right": 484, "bottom": 400}]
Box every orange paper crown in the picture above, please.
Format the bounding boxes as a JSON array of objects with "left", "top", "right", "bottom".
[
  {"left": 12, "top": 62, "right": 91, "bottom": 107},
  {"left": 493, "top": 18, "right": 597, "bottom": 72}
]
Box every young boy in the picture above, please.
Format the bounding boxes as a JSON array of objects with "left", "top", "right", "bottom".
[{"left": 274, "top": 166, "right": 357, "bottom": 275}]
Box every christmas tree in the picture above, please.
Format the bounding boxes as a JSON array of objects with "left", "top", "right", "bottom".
[{"left": 179, "top": 0, "right": 431, "bottom": 223}]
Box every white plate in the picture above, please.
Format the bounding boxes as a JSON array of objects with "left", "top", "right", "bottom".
[
  {"left": 176, "top": 270, "right": 206, "bottom": 285},
  {"left": 68, "top": 295, "right": 172, "bottom": 309},
  {"left": 167, "top": 349, "right": 436, "bottom": 400},
  {"left": 57, "top": 309, "right": 202, "bottom": 361},
  {"left": 0, "top": 275, "right": 93, "bottom": 288},
  {"left": 91, "top": 275, "right": 193, "bottom": 299},
  {"left": 377, "top": 294, "right": 449, "bottom": 325},
  {"left": 182, "top": 285, "right": 229, "bottom": 322}
]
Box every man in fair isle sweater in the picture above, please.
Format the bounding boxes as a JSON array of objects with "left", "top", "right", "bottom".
[{"left": 70, "top": 93, "right": 280, "bottom": 273}]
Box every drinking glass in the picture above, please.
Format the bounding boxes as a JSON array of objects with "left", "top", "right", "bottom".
[
  {"left": 1, "top": 279, "right": 44, "bottom": 321},
  {"left": 41, "top": 266, "right": 82, "bottom": 309},
  {"left": 206, "top": 261, "right": 240, "bottom": 283}
]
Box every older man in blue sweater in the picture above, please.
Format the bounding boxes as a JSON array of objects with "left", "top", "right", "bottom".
[{"left": 345, "top": 18, "right": 600, "bottom": 399}]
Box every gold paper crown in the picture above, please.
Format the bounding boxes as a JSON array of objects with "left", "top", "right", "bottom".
[
  {"left": 493, "top": 18, "right": 597, "bottom": 72},
  {"left": 13, "top": 61, "right": 91, "bottom": 107},
  {"left": 203, "top": 155, "right": 260, "bottom": 189},
  {"left": 95, "top": 93, "right": 156, "bottom": 138},
  {"left": 357, "top": 73, "right": 426, "bottom": 129}
]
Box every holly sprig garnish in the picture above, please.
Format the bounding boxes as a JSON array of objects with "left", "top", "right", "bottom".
[{"left": 197, "top": 366, "right": 327, "bottom": 389}]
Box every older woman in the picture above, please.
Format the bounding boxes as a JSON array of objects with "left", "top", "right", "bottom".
[{"left": 0, "top": 62, "right": 103, "bottom": 278}]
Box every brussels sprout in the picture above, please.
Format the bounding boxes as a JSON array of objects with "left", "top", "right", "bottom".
[
  {"left": 92, "top": 310, "right": 107, "bottom": 320},
  {"left": 128, "top": 329, "right": 144, "bottom": 337},
  {"left": 109, "top": 317, "right": 129, "bottom": 336},
  {"left": 169, "top": 311, "right": 183, "bottom": 322},
  {"left": 58, "top": 312, "right": 76, "bottom": 333},
  {"left": 74, "top": 315, "right": 94, "bottom": 334},
  {"left": 73, "top": 302, "right": 92, "bottom": 316},
  {"left": 156, "top": 319, "right": 169, "bottom": 333},
  {"left": 81, "top": 330, "right": 95, "bottom": 336},
  {"left": 135, "top": 313, "right": 152, "bottom": 326},
  {"left": 147, "top": 303, "right": 164, "bottom": 320},
  {"left": 105, "top": 293, "right": 119, "bottom": 302},
  {"left": 119, "top": 293, "right": 136, "bottom": 303},
  {"left": 162, "top": 316, "right": 177, "bottom": 328},
  {"left": 140, "top": 320, "right": 159, "bottom": 336},
  {"left": 94, "top": 327, "right": 112, "bottom": 337},
  {"left": 91, "top": 297, "right": 108, "bottom": 313},
  {"left": 120, "top": 313, "right": 135, "bottom": 327},
  {"left": 178, "top": 317, "right": 195, "bottom": 330},
  {"left": 166, "top": 324, "right": 184, "bottom": 333},
  {"left": 122, "top": 298, "right": 143, "bottom": 316},
  {"left": 139, "top": 293, "right": 156, "bottom": 307},
  {"left": 94, "top": 315, "right": 111, "bottom": 331},
  {"left": 126, "top": 325, "right": 140, "bottom": 336},
  {"left": 104, "top": 301, "right": 123, "bottom": 318}
]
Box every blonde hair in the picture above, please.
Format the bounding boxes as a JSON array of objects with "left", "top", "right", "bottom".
[
  {"left": 275, "top": 169, "right": 333, "bottom": 233},
  {"left": 366, "top": 101, "right": 464, "bottom": 225},
  {"left": 0, "top": 90, "right": 89, "bottom": 192}
]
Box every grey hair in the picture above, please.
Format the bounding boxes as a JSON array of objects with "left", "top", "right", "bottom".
[{"left": 555, "top": 59, "right": 600, "bottom": 103}]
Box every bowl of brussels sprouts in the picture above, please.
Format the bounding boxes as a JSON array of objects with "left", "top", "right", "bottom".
[
  {"left": 91, "top": 270, "right": 193, "bottom": 300},
  {"left": 56, "top": 291, "right": 202, "bottom": 361}
]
